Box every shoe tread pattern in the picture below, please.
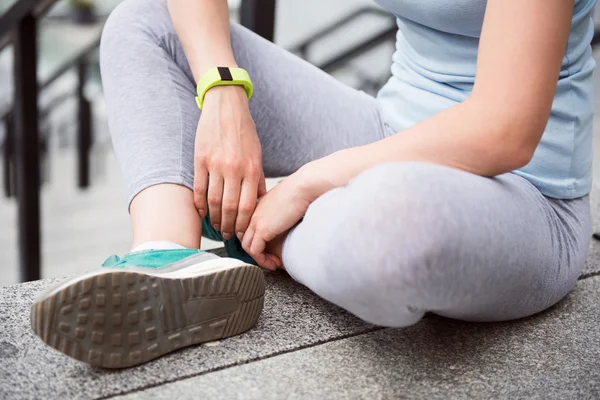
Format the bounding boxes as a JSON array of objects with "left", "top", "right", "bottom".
[{"left": 31, "top": 264, "right": 265, "bottom": 368}]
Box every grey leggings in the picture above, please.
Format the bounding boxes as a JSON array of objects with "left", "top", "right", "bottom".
[{"left": 100, "top": 0, "right": 591, "bottom": 327}]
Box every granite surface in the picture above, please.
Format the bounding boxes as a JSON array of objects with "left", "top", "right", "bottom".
[
  {"left": 0, "top": 269, "right": 375, "bottom": 400},
  {"left": 583, "top": 237, "right": 600, "bottom": 277},
  {"left": 118, "top": 276, "right": 600, "bottom": 400},
  {"left": 2, "top": 245, "right": 600, "bottom": 399},
  {"left": 585, "top": 189, "right": 600, "bottom": 277}
]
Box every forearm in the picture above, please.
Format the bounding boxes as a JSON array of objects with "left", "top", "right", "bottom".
[
  {"left": 167, "top": 0, "right": 237, "bottom": 82},
  {"left": 314, "top": 98, "right": 539, "bottom": 190},
  {"left": 312, "top": 0, "right": 571, "bottom": 190}
]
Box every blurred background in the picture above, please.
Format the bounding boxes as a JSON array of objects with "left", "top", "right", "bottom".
[
  {"left": 0, "top": 0, "right": 400, "bottom": 285},
  {"left": 2, "top": 1, "right": 600, "bottom": 287}
]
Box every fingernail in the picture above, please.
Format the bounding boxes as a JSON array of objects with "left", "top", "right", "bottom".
[
  {"left": 236, "top": 232, "right": 243, "bottom": 240},
  {"left": 222, "top": 232, "right": 232, "bottom": 240},
  {"left": 198, "top": 209, "right": 205, "bottom": 217},
  {"left": 214, "top": 224, "right": 220, "bottom": 231}
]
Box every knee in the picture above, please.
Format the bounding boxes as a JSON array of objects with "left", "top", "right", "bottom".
[
  {"left": 299, "top": 236, "right": 430, "bottom": 328},
  {"left": 286, "top": 163, "right": 456, "bottom": 327},
  {"left": 315, "top": 162, "right": 458, "bottom": 270},
  {"left": 100, "top": 0, "right": 171, "bottom": 58},
  {"left": 312, "top": 220, "right": 443, "bottom": 328}
]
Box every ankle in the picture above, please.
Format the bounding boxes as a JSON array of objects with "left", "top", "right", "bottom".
[
  {"left": 130, "top": 184, "right": 202, "bottom": 251},
  {"left": 131, "top": 241, "right": 190, "bottom": 253}
]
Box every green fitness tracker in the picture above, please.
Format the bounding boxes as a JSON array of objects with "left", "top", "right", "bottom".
[{"left": 195, "top": 67, "right": 253, "bottom": 109}]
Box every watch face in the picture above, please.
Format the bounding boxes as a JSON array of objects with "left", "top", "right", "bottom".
[{"left": 217, "top": 67, "right": 233, "bottom": 81}]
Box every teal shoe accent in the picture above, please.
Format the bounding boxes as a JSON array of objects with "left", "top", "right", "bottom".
[
  {"left": 202, "top": 207, "right": 256, "bottom": 265},
  {"left": 101, "top": 254, "right": 121, "bottom": 267},
  {"left": 101, "top": 249, "right": 204, "bottom": 269}
]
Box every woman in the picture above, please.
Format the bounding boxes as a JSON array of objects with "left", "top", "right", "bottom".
[{"left": 31, "top": 0, "right": 595, "bottom": 368}]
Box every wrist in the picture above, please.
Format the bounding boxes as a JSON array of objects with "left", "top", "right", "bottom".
[
  {"left": 195, "top": 66, "right": 253, "bottom": 110},
  {"left": 202, "top": 85, "right": 249, "bottom": 110},
  {"left": 294, "top": 162, "right": 338, "bottom": 202},
  {"left": 193, "top": 60, "right": 238, "bottom": 83},
  {"left": 302, "top": 147, "right": 369, "bottom": 194}
]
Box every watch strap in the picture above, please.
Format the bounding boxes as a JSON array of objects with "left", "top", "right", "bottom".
[{"left": 195, "top": 67, "right": 253, "bottom": 109}]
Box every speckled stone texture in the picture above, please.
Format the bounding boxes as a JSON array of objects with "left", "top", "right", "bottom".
[
  {"left": 119, "top": 276, "right": 600, "bottom": 400},
  {"left": 583, "top": 238, "right": 600, "bottom": 277},
  {"left": 0, "top": 268, "right": 374, "bottom": 399},
  {"left": 585, "top": 187, "right": 600, "bottom": 277},
  {"left": 2, "top": 247, "right": 600, "bottom": 399}
]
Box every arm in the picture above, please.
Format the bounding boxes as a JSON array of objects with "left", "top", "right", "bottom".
[
  {"left": 168, "top": 0, "right": 237, "bottom": 80},
  {"left": 168, "top": 0, "right": 267, "bottom": 241},
  {"left": 240, "top": 0, "right": 575, "bottom": 268},
  {"left": 308, "top": 0, "right": 573, "bottom": 189}
]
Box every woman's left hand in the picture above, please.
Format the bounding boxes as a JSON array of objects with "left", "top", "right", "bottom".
[{"left": 241, "top": 163, "right": 336, "bottom": 270}]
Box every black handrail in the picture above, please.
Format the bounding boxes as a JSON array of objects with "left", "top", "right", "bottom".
[
  {"left": 12, "top": 11, "right": 41, "bottom": 282},
  {"left": 42, "top": 35, "right": 101, "bottom": 90},
  {"left": 1, "top": 0, "right": 64, "bottom": 283},
  {"left": 1, "top": 30, "right": 100, "bottom": 203},
  {"left": 0, "top": 0, "right": 54, "bottom": 50},
  {"left": 288, "top": 6, "right": 392, "bottom": 58}
]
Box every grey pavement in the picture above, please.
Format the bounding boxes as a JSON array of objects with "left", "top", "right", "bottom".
[
  {"left": 0, "top": 254, "right": 375, "bottom": 400},
  {"left": 1, "top": 253, "right": 600, "bottom": 399},
  {"left": 119, "top": 277, "right": 600, "bottom": 400}
]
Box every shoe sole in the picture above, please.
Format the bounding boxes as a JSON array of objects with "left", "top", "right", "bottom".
[{"left": 31, "top": 264, "right": 264, "bottom": 368}]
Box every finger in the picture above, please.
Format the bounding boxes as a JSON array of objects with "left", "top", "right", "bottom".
[
  {"left": 194, "top": 161, "right": 208, "bottom": 217},
  {"left": 242, "top": 224, "right": 255, "bottom": 253},
  {"left": 257, "top": 171, "right": 267, "bottom": 197},
  {"left": 251, "top": 237, "right": 276, "bottom": 270},
  {"left": 250, "top": 235, "right": 266, "bottom": 258},
  {"left": 270, "top": 253, "right": 282, "bottom": 266},
  {"left": 252, "top": 249, "right": 271, "bottom": 270},
  {"left": 235, "top": 176, "right": 259, "bottom": 238},
  {"left": 207, "top": 174, "right": 224, "bottom": 232},
  {"left": 249, "top": 233, "right": 267, "bottom": 264},
  {"left": 261, "top": 255, "right": 277, "bottom": 271},
  {"left": 265, "top": 254, "right": 281, "bottom": 269},
  {"left": 243, "top": 222, "right": 276, "bottom": 270},
  {"left": 220, "top": 178, "right": 241, "bottom": 240}
]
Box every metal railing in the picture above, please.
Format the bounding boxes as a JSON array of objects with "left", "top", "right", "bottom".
[
  {"left": 2, "top": 35, "right": 101, "bottom": 197},
  {"left": 288, "top": 6, "right": 396, "bottom": 93},
  {"left": 0, "top": 0, "right": 276, "bottom": 282}
]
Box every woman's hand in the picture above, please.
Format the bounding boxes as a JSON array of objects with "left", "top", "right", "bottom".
[
  {"left": 241, "top": 161, "right": 338, "bottom": 269},
  {"left": 194, "top": 86, "right": 267, "bottom": 240}
]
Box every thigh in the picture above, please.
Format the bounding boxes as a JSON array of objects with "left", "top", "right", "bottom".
[{"left": 283, "top": 162, "right": 590, "bottom": 326}]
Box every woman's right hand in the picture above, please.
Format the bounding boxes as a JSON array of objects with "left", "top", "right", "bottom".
[{"left": 194, "top": 85, "right": 267, "bottom": 240}]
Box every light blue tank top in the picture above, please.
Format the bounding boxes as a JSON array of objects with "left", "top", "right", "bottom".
[{"left": 375, "top": 0, "right": 596, "bottom": 199}]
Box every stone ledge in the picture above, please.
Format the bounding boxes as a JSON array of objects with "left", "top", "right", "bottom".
[
  {"left": 118, "top": 276, "right": 600, "bottom": 400},
  {"left": 2, "top": 248, "right": 600, "bottom": 399},
  {"left": 586, "top": 187, "right": 600, "bottom": 277},
  {"left": 583, "top": 238, "right": 600, "bottom": 277},
  {"left": 0, "top": 267, "right": 373, "bottom": 400}
]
